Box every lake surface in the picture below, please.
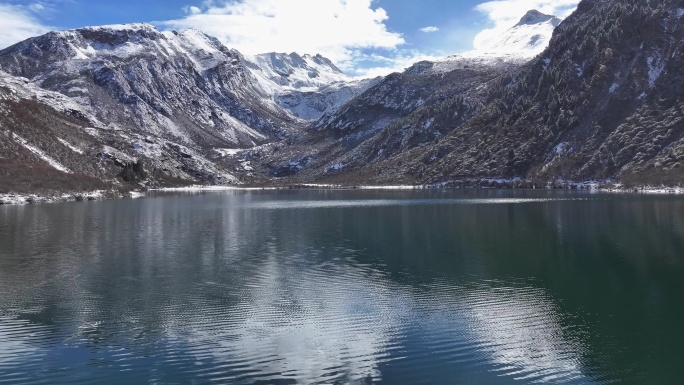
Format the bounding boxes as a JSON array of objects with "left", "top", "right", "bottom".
[{"left": 1, "top": 189, "right": 683, "bottom": 384}]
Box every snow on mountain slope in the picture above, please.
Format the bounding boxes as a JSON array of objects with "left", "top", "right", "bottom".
[
  {"left": 276, "top": 77, "right": 381, "bottom": 121},
  {"left": 0, "top": 69, "right": 238, "bottom": 187},
  {"left": 307, "top": 10, "right": 562, "bottom": 146},
  {"left": 242, "top": 52, "right": 374, "bottom": 121},
  {"left": 476, "top": 10, "right": 561, "bottom": 58},
  {"left": 245, "top": 52, "right": 350, "bottom": 93},
  {"left": 0, "top": 70, "right": 106, "bottom": 126},
  {"left": 429, "top": 10, "right": 561, "bottom": 74}
]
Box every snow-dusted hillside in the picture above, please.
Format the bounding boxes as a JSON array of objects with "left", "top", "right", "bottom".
[
  {"left": 0, "top": 23, "right": 384, "bottom": 190},
  {"left": 0, "top": 70, "right": 238, "bottom": 194},
  {"left": 310, "top": 10, "right": 564, "bottom": 138},
  {"left": 315, "top": 0, "right": 684, "bottom": 186},
  {"left": 259, "top": 9, "right": 563, "bottom": 182}
]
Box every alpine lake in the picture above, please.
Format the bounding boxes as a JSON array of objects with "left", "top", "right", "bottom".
[{"left": 1, "top": 189, "right": 683, "bottom": 384}]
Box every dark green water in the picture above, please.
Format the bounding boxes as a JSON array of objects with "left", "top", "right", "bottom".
[{"left": 1, "top": 189, "right": 683, "bottom": 384}]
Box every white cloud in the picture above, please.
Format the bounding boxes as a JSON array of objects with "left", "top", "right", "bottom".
[
  {"left": 162, "top": 0, "right": 405, "bottom": 71},
  {"left": 420, "top": 26, "right": 439, "bottom": 33},
  {"left": 184, "top": 5, "right": 202, "bottom": 15},
  {"left": 349, "top": 50, "right": 443, "bottom": 78},
  {"left": 28, "top": 3, "right": 45, "bottom": 12},
  {"left": 0, "top": 3, "right": 52, "bottom": 49},
  {"left": 473, "top": 0, "right": 579, "bottom": 50}
]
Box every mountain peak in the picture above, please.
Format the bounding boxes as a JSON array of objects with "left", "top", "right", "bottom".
[
  {"left": 79, "top": 23, "right": 159, "bottom": 33},
  {"left": 460, "top": 9, "right": 562, "bottom": 60},
  {"left": 515, "top": 10, "right": 561, "bottom": 28}
]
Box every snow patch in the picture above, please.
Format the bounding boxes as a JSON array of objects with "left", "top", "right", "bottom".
[
  {"left": 12, "top": 133, "right": 71, "bottom": 173},
  {"left": 326, "top": 163, "right": 346, "bottom": 173},
  {"left": 83, "top": 127, "right": 100, "bottom": 137},
  {"left": 554, "top": 142, "right": 568, "bottom": 155},
  {"left": 214, "top": 148, "right": 243, "bottom": 157},
  {"left": 67, "top": 87, "right": 89, "bottom": 94},
  {"left": 82, "top": 23, "right": 156, "bottom": 32},
  {"left": 647, "top": 54, "right": 665, "bottom": 87},
  {"left": 0, "top": 190, "right": 108, "bottom": 205},
  {"left": 131, "top": 140, "right": 163, "bottom": 159},
  {"left": 57, "top": 138, "right": 84, "bottom": 154},
  {"left": 152, "top": 186, "right": 263, "bottom": 192}
]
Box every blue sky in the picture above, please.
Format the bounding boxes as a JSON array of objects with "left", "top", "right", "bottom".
[{"left": 0, "top": 0, "right": 579, "bottom": 76}]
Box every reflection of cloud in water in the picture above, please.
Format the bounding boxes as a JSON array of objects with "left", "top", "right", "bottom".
[
  {"left": 179, "top": 255, "right": 409, "bottom": 383},
  {"left": 174, "top": 255, "right": 591, "bottom": 384},
  {"left": 458, "top": 284, "right": 589, "bottom": 382},
  {"left": 0, "top": 317, "right": 45, "bottom": 367}
]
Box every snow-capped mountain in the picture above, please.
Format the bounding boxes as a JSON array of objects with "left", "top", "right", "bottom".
[
  {"left": 306, "top": 11, "right": 563, "bottom": 149},
  {"left": 8, "top": 0, "right": 684, "bottom": 193},
  {"left": 244, "top": 52, "right": 377, "bottom": 121},
  {"left": 0, "top": 23, "right": 299, "bottom": 150},
  {"left": 0, "top": 22, "right": 371, "bottom": 189},
  {"left": 245, "top": 52, "right": 350, "bottom": 93},
  {"left": 474, "top": 10, "right": 561, "bottom": 58},
  {"left": 427, "top": 10, "right": 561, "bottom": 74}
]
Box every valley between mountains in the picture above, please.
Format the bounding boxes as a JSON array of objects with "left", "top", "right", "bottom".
[{"left": 1, "top": 0, "right": 683, "bottom": 202}]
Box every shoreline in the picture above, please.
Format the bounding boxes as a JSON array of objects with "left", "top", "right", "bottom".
[
  {"left": 0, "top": 190, "right": 144, "bottom": 206},
  {"left": 2, "top": 183, "right": 683, "bottom": 206}
]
